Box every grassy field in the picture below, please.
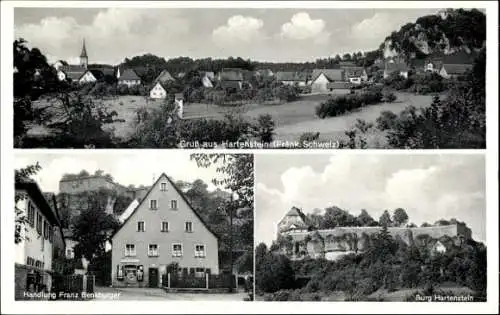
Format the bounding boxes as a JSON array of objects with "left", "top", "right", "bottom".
[{"left": 30, "top": 92, "right": 434, "bottom": 145}]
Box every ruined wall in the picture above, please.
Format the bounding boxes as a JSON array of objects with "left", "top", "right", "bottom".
[{"left": 280, "top": 223, "right": 470, "bottom": 258}]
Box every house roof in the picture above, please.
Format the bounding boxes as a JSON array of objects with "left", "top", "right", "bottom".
[
  {"left": 111, "top": 173, "right": 219, "bottom": 240},
  {"left": 220, "top": 80, "right": 242, "bottom": 90},
  {"left": 442, "top": 51, "right": 477, "bottom": 65},
  {"left": 118, "top": 199, "right": 140, "bottom": 223},
  {"left": 80, "top": 39, "right": 88, "bottom": 58},
  {"left": 87, "top": 69, "right": 104, "bottom": 80},
  {"left": 341, "top": 66, "right": 365, "bottom": 77},
  {"left": 60, "top": 65, "right": 86, "bottom": 81},
  {"left": 154, "top": 69, "right": 176, "bottom": 83},
  {"left": 442, "top": 63, "right": 473, "bottom": 75},
  {"left": 90, "top": 67, "right": 114, "bottom": 77},
  {"left": 256, "top": 69, "right": 274, "bottom": 77},
  {"left": 311, "top": 69, "right": 344, "bottom": 82},
  {"left": 118, "top": 69, "right": 141, "bottom": 81},
  {"left": 16, "top": 181, "right": 62, "bottom": 227},
  {"left": 385, "top": 62, "right": 409, "bottom": 72},
  {"left": 338, "top": 61, "right": 356, "bottom": 67},
  {"left": 219, "top": 69, "right": 243, "bottom": 81},
  {"left": 276, "top": 71, "right": 307, "bottom": 82}
]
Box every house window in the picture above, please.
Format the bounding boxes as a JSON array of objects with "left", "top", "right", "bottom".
[
  {"left": 27, "top": 202, "right": 35, "bottom": 227},
  {"left": 125, "top": 244, "right": 136, "bottom": 256},
  {"left": 43, "top": 220, "right": 49, "bottom": 240},
  {"left": 161, "top": 221, "right": 169, "bottom": 232},
  {"left": 195, "top": 244, "right": 206, "bottom": 258},
  {"left": 185, "top": 222, "right": 193, "bottom": 233},
  {"left": 36, "top": 213, "right": 42, "bottom": 235},
  {"left": 148, "top": 244, "right": 159, "bottom": 257},
  {"left": 172, "top": 243, "right": 183, "bottom": 257},
  {"left": 195, "top": 268, "right": 205, "bottom": 278},
  {"left": 66, "top": 247, "right": 74, "bottom": 259},
  {"left": 171, "top": 200, "right": 178, "bottom": 210},
  {"left": 160, "top": 183, "right": 167, "bottom": 191},
  {"left": 150, "top": 200, "right": 158, "bottom": 210},
  {"left": 137, "top": 221, "right": 145, "bottom": 232}
]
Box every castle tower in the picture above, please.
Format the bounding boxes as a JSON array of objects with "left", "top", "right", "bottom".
[{"left": 79, "top": 39, "right": 88, "bottom": 69}]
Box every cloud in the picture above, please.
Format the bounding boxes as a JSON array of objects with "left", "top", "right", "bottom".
[
  {"left": 255, "top": 155, "right": 486, "bottom": 246},
  {"left": 212, "top": 15, "right": 264, "bottom": 45},
  {"left": 280, "top": 12, "right": 330, "bottom": 44},
  {"left": 14, "top": 9, "right": 190, "bottom": 65}
]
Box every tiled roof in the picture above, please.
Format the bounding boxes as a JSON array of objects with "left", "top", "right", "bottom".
[
  {"left": 311, "top": 69, "right": 344, "bottom": 82},
  {"left": 219, "top": 69, "right": 243, "bottom": 81},
  {"left": 341, "top": 66, "right": 365, "bottom": 77},
  {"left": 154, "top": 69, "right": 176, "bottom": 83},
  {"left": 220, "top": 80, "right": 242, "bottom": 89},
  {"left": 118, "top": 69, "right": 141, "bottom": 81},
  {"left": 60, "top": 65, "right": 86, "bottom": 81},
  {"left": 327, "top": 82, "right": 353, "bottom": 89}
]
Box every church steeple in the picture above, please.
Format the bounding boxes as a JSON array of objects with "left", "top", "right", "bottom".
[{"left": 79, "top": 39, "right": 88, "bottom": 69}]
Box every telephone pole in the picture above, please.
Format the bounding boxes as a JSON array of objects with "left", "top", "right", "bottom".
[{"left": 228, "top": 193, "right": 234, "bottom": 293}]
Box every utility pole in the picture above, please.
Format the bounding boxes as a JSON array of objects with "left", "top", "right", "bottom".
[{"left": 228, "top": 193, "right": 234, "bottom": 293}]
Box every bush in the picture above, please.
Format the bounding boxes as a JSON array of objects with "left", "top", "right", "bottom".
[
  {"left": 375, "top": 110, "right": 398, "bottom": 131},
  {"left": 253, "top": 114, "right": 275, "bottom": 143},
  {"left": 316, "top": 86, "right": 383, "bottom": 118},
  {"left": 382, "top": 91, "right": 397, "bottom": 103}
]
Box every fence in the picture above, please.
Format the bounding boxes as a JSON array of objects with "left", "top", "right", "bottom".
[
  {"left": 52, "top": 274, "right": 95, "bottom": 299},
  {"left": 163, "top": 273, "right": 236, "bottom": 290}
]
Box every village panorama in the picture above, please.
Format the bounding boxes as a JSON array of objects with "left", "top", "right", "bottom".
[{"left": 13, "top": 8, "right": 486, "bottom": 149}]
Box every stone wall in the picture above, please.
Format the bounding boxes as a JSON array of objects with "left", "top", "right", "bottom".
[{"left": 280, "top": 223, "right": 470, "bottom": 259}]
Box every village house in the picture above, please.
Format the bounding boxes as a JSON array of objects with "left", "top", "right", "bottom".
[
  {"left": 118, "top": 69, "right": 142, "bottom": 87},
  {"left": 310, "top": 69, "right": 345, "bottom": 93},
  {"left": 275, "top": 71, "right": 308, "bottom": 86},
  {"left": 383, "top": 57, "right": 409, "bottom": 79},
  {"left": 15, "top": 181, "right": 65, "bottom": 299},
  {"left": 341, "top": 66, "right": 368, "bottom": 84},
  {"left": 218, "top": 68, "right": 244, "bottom": 90},
  {"left": 149, "top": 82, "right": 168, "bottom": 99},
  {"left": 110, "top": 173, "right": 219, "bottom": 288},
  {"left": 200, "top": 71, "right": 215, "bottom": 88}
]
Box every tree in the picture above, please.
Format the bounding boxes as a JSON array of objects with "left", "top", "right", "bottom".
[
  {"left": 379, "top": 210, "right": 393, "bottom": 227},
  {"left": 70, "top": 191, "right": 121, "bottom": 261},
  {"left": 253, "top": 114, "right": 275, "bottom": 143},
  {"left": 421, "top": 222, "right": 432, "bottom": 227},
  {"left": 255, "top": 247, "right": 295, "bottom": 293},
  {"left": 392, "top": 208, "right": 409, "bottom": 227},
  {"left": 356, "top": 209, "right": 378, "bottom": 227},
  {"left": 15, "top": 162, "right": 42, "bottom": 243},
  {"left": 190, "top": 154, "right": 253, "bottom": 210}
]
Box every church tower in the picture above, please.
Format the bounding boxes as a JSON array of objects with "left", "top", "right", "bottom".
[{"left": 79, "top": 39, "right": 88, "bottom": 69}]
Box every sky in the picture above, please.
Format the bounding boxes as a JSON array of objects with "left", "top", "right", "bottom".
[
  {"left": 13, "top": 7, "right": 440, "bottom": 64},
  {"left": 14, "top": 151, "right": 225, "bottom": 193},
  {"left": 255, "top": 154, "right": 486, "bottom": 245}
]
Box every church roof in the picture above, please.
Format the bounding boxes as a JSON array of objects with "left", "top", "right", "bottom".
[{"left": 80, "top": 39, "right": 88, "bottom": 58}]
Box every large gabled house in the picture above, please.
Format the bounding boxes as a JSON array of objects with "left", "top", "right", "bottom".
[
  {"left": 310, "top": 69, "right": 345, "bottom": 93},
  {"left": 15, "top": 181, "right": 64, "bottom": 299},
  {"left": 111, "top": 173, "right": 219, "bottom": 288}
]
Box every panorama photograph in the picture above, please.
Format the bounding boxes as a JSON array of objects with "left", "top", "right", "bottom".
[
  {"left": 254, "top": 154, "right": 487, "bottom": 301},
  {"left": 13, "top": 7, "right": 486, "bottom": 149},
  {"left": 14, "top": 152, "right": 254, "bottom": 301}
]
